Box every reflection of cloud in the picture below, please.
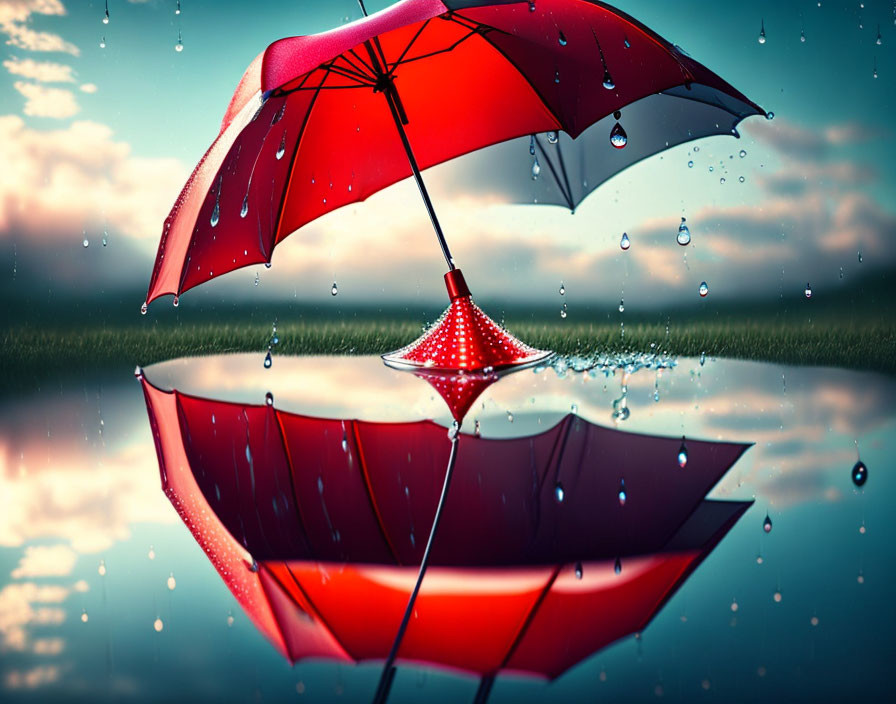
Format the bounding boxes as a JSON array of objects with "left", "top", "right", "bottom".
[
  {"left": 0, "top": 582, "right": 68, "bottom": 652},
  {"left": 4, "top": 665, "right": 61, "bottom": 689},
  {"left": 3, "top": 56, "right": 74, "bottom": 82},
  {"left": 10, "top": 545, "right": 78, "bottom": 579},
  {"left": 12, "top": 81, "right": 78, "bottom": 118},
  {"left": 0, "top": 115, "right": 187, "bottom": 242},
  {"left": 0, "top": 0, "right": 78, "bottom": 56}
]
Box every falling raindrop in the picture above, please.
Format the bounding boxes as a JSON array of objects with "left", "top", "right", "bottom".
[
  {"left": 810, "top": 615, "right": 819, "bottom": 627},
  {"left": 699, "top": 281, "right": 709, "bottom": 297},
  {"left": 263, "top": 351, "right": 272, "bottom": 369},
  {"left": 618, "top": 299, "right": 624, "bottom": 313},
  {"left": 154, "top": 618, "right": 164, "bottom": 632},
  {"left": 620, "top": 232, "right": 631, "bottom": 250},
  {"left": 720, "top": 177, "right": 726, "bottom": 184},
  {"left": 617, "top": 478, "right": 627, "bottom": 506},
  {"left": 265, "top": 392, "right": 274, "bottom": 406},
  {"left": 560, "top": 303, "right": 567, "bottom": 319},
  {"left": 474, "top": 420, "right": 481, "bottom": 437},
  {"left": 804, "top": 283, "right": 812, "bottom": 299},
  {"left": 547, "top": 130, "right": 559, "bottom": 144},
  {"left": 877, "top": 25, "right": 882, "bottom": 45},
  {"left": 858, "top": 251, "right": 863, "bottom": 263},
  {"left": 331, "top": 281, "right": 338, "bottom": 296},
  {"left": 276, "top": 132, "right": 286, "bottom": 159},
  {"left": 687, "top": 160, "right": 694, "bottom": 168},
  {"left": 678, "top": 437, "right": 688, "bottom": 468},
  {"left": 175, "top": 31, "right": 183, "bottom": 52},
  {"left": 254, "top": 272, "right": 259, "bottom": 287},
  {"left": 558, "top": 30, "right": 568, "bottom": 46},
  {"left": 574, "top": 562, "right": 583, "bottom": 579},
  {"left": 528, "top": 0, "right": 535, "bottom": 11},
  {"left": 529, "top": 134, "right": 536, "bottom": 155},
  {"left": 100, "top": 36, "right": 106, "bottom": 49},
  {"left": 677, "top": 218, "right": 691, "bottom": 246},
  {"left": 559, "top": 282, "right": 566, "bottom": 295},
  {"left": 766, "top": 111, "right": 775, "bottom": 120},
  {"left": 609, "top": 122, "right": 627, "bottom": 148},
  {"left": 554, "top": 69, "right": 560, "bottom": 84},
  {"left": 614, "top": 557, "right": 622, "bottom": 574},
  {"left": 167, "top": 573, "right": 176, "bottom": 590},
  {"left": 83, "top": 238, "right": 89, "bottom": 248},
  {"left": 800, "top": 29, "right": 806, "bottom": 42},
  {"left": 148, "top": 546, "right": 155, "bottom": 560},
  {"left": 141, "top": 302, "right": 148, "bottom": 315},
  {"left": 81, "top": 609, "right": 89, "bottom": 623},
  {"left": 531, "top": 155, "right": 541, "bottom": 179},
  {"left": 739, "top": 149, "right": 747, "bottom": 158},
  {"left": 98, "top": 560, "right": 106, "bottom": 576},
  {"left": 506, "top": 410, "right": 514, "bottom": 423},
  {"left": 554, "top": 481, "right": 565, "bottom": 503},
  {"left": 176, "top": 0, "right": 181, "bottom": 15},
  {"left": 226, "top": 611, "right": 234, "bottom": 627},
  {"left": 102, "top": 232, "right": 107, "bottom": 246},
  {"left": 173, "top": 295, "right": 179, "bottom": 307},
  {"left": 103, "top": 1, "right": 109, "bottom": 24},
  {"left": 763, "top": 513, "right": 773, "bottom": 533},
  {"left": 851, "top": 461, "right": 868, "bottom": 486},
  {"left": 739, "top": 176, "right": 745, "bottom": 183},
  {"left": 700, "top": 351, "right": 706, "bottom": 366},
  {"left": 758, "top": 19, "right": 766, "bottom": 44},
  {"left": 773, "top": 591, "right": 782, "bottom": 603},
  {"left": 731, "top": 599, "right": 739, "bottom": 613}
]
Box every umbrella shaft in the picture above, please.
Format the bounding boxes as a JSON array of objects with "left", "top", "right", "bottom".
[
  {"left": 371, "top": 431, "right": 461, "bottom": 704},
  {"left": 384, "top": 90, "right": 456, "bottom": 271}
]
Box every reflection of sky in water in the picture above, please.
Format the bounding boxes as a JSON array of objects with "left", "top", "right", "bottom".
[{"left": 0, "top": 355, "right": 893, "bottom": 702}]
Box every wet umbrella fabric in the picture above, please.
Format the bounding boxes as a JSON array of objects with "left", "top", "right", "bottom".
[
  {"left": 143, "top": 0, "right": 763, "bottom": 371},
  {"left": 140, "top": 373, "right": 751, "bottom": 681}
]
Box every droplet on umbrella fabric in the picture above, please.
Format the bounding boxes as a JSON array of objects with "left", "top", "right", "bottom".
[
  {"left": 617, "top": 478, "right": 627, "bottom": 506},
  {"left": 574, "top": 562, "right": 583, "bottom": 579},
  {"left": 558, "top": 30, "right": 568, "bottom": 46}
]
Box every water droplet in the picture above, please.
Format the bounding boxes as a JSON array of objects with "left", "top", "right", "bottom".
[
  {"left": 528, "top": 0, "right": 536, "bottom": 11},
  {"left": 263, "top": 351, "right": 272, "bottom": 369},
  {"left": 678, "top": 438, "right": 688, "bottom": 468},
  {"left": 810, "top": 615, "right": 819, "bottom": 626},
  {"left": 175, "top": 32, "right": 183, "bottom": 52},
  {"left": 148, "top": 546, "right": 155, "bottom": 560},
  {"left": 560, "top": 306, "right": 567, "bottom": 319},
  {"left": 167, "top": 573, "right": 176, "bottom": 590},
  {"left": 558, "top": 30, "right": 567, "bottom": 46},
  {"left": 730, "top": 599, "right": 739, "bottom": 612},
  {"left": 620, "top": 232, "right": 631, "bottom": 250},
  {"left": 264, "top": 262, "right": 271, "bottom": 269},
  {"left": 758, "top": 19, "right": 766, "bottom": 44},
  {"left": 254, "top": 272, "right": 259, "bottom": 286},
  {"left": 618, "top": 299, "right": 624, "bottom": 313},
  {"left": 531, "top": 155, "right": 541, "bottom": 179},
  {"left": 102, "top": 234, "right": 107, "bottom": 246},
  {"left": 226, "top": 611, "right": 234, "bottom": 627},
  {"left": 98, "top": 560, "right": 106, "bottom": 576},
  {"left": 547, "top": 130, "right": 559, "bottom": 144},
  {"left": 700, "top": 351, "right": 706, "bottom": 366},
  {"left": 739, "top": 149, "right": 747, "bottom": 158},
  {"left": 857, "top": 251, "right": 863, "bottom": 263},
  {"left": 276, "top": 132, "right": 286, "bottom": 159},
  {"left": 240, "top": 194, "right": 249, "bottom": 218},
  {"left": 82, "top": 238, "right": 89, "bottom": 248},
  {"left": 474, "top": 420, "right": 481, "bottom": 436},
  {"left": 624, "top": 37, "right": 631, "bottom": 48},
  {"left": 154, "top": 618, "right": 164, "bottom": 632},
  {"left": 210, "top": 201, "right": 219, "bottom": 227},
  {"left": 739, "top": 176, "right": 746, "bottom": 183},
  {"left": 617, "top": 478, "right": 627, "bottom": 506},
  {"left": 877, "top": 27, "right": 883, "bottom": 45},
  {"left": 506, "top": 410, "right": 514, "bottom": 423},
  {"left": 140, "top": 302, "right": 148, "bottom": 315},
  {"left": 699, "top": 281, "right": 709, "bottom": 297},
  {"left": 720, "top": 177, "right": 726, "bottom": 184},
  {"left": 851, "top": 461, "right": 868, "bottom": 486},
  {"left": 653, "top": 389, "right": 660, "bottom": 402},
  {"left": 176, "top": 0, "right": 181, "bottom": 15},
  {"left": 448, "top": 420, "right": 459, "bottom": 440},
  {"left": 81, "top": 609, "right": 88, "bottom": 623},
  {"left": 554, "top": 481, "right": 565, "bottom": 503},
  {"left": 602, "top": 71, "right": 615, "bottom": 90},
  {"left": 763, "top": 513, "right": 773, "bottom": 533},
  {"left": 554, "top": 69, "right": 560, "bottom": 84},
  {"left": 103, "top": 7, "right": 109, "bottom": 25},
  {"left": 100, "top": 37, "right": 106, "bottom": 48},
  {"left": 766, "top": 111, "right": 775, "bottom": 120},
  {"left": 804, "top": 283, "right": 812, "bottom": 299},
  {"left": 677, "top": 218, "right": 691, "bottom": 246},
  {"left": 687, "top": 160, "right": 694, "bottom": 168},
  {"left": 614, "top": 557, "right": 622, "bottom": 574},
  {"left": 800, "top": 29, "right": 806, "bottom": 42},
  {"left": 574, "top": 562, "right": 583, "bottom": 579},
  {"left": 559, "top": 282, "right": 566, "bottom": 295},
  {"left": 773, "top": 591, "right": 782, "bottom": 603},
  {"left": 529, "top": 134, "right": 536, "bottom": 155},
  {"left": 609, "top": 122, "right": 627, "bottom": 148},
  {"left": 331, "top": 282, "right": 338, "bottom": 296},
  {"left": 265, "top": 391, "right": 274, "bottom": 406}
]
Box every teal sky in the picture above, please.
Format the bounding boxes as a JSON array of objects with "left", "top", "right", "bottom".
[{"left": 1, "top": 0, "right": 894, "bottom": 309}]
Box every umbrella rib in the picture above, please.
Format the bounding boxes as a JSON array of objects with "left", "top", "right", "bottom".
[
  {"left": 552, "top": 140, "right": 576, "bottom": 211},
  {"left": 348, "top": 47, "right": 377, "bottom": 77},
  {"left": 270, "top": 407, "right": 316, "bottom": 559},
  {"left": 534, "top": 138, "right": 574, "bottom": 211},
  {"left": 385, "top": 18, "right": 432, "bottom": 73},
  {"left": 339, "top": 51, "right": 378, "bottom": 82},
  {"left": 388, "top": 26, "right": 487, "bottom": 70}
]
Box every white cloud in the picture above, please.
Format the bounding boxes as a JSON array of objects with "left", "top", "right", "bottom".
[
  {"left": 0, "top": 582, "right": 68, "bottom": 652},
  {"left": 2, "top": 55, "right": 74, "bottom": 81},
  {"left": 79, "top": 82, "right": 97, "bottom": 93},
  {"left": 0, "top": 0, "right": 78, "bottom": 56},
  {"left": 13, "top": 80, "right": 78, "bottom": 118},
  {"left": 10, "top": 544, "right": 78, "bottom": 579}
]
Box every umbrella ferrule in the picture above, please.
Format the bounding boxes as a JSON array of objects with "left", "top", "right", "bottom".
[{"left": 444, "top": 268, "right": 471, "bottom": 301}]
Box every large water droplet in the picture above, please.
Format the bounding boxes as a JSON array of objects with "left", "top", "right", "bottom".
[
  {"left": 210, "top": 201, "right": 219, "bottom": 227},
  {"left": 618, "top": 299, "right": 624, "bottom": 313},
  {"left": 559, "top": 282, "right": 565, "bottom": 295},
  {"left": 265, "top": 391, "right": 274, "bottom": 406},
  {"left": 699, "top": 281, "right": 709, "bottom": 297},
  {"left": 554, "top": 481, "right": 565, "bottom": 503},
  {"left": 677, "top": 218, "right": 691, "bottom": 246},
  {"left": 172, "top": 295, "right": 179, "bottom": 307},
  {"left": 758, "top": 19, "right": 766, "bottom": 44},
  {"left": 851, "top": 461, "right": 868, "bottom": 486},
  {"left": 678, "top": 437, "right": 688, "bottom": 468},
  {"left": 331, "top": 282, "right": 338, "bottom": 296},
  {"left": 857, "top": 251, "right": 863, "bottom": 263},
  {"left": 804, "top": 283, "right": 812, "bottom": 299},
  {"left": 602, "top": 71, "right": 615, "bottom": 90},
  {"left": 276, "top": 132, "right": 286, "bottom": 160},
  {"left": 531, "top": 155, "right": 541, "bottom": 179},
  {"left": 609, "top": 122, "right": 627, "bottom": 148},
  {"left": 140, "top": 302, "right": 148, "bottom": 315},
  {"left": 620, "top": 232, "right": 631, "bottom": 250},
  {"left": 763, "top": 513, "right": 773, "bottom": 533},
  {"left": 739, "top": 149, "right": 747, "bottom": 158},
  {"left": 263, "top": 351, "right": 272, "bottom": 369},
  {"left": 153, "top": 618, "right": 164, "bottom": 632},
  {"left": 687, "top": 160, "right": 694, "bottom": 168}
]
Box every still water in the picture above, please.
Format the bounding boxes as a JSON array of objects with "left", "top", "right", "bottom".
[{"left": 1, "top": 355, "right": 892, "bottom": 702}]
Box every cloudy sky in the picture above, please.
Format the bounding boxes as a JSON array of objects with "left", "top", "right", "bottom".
[{"left": 0, "top": 0, "right": 894, "bottom": 312}]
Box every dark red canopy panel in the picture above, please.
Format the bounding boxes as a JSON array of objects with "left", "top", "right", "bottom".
[
  {"left": 145, "top": 0, "right": 764, "bottom": 305},
  {"left": 140, "top": 373, "right": 750, "bottom": 678}
]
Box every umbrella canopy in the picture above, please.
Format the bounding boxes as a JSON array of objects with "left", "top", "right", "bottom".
[
  {"left": 139, "top": 370, "right": 751, "bottom": 681},
  {"left": 144, "top": 0, "right": 764, "bottom": 306}
]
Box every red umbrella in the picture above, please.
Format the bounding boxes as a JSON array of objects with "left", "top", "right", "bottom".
[
  {"left": 143, "top": 0, "right": 764, "bottom": 372},
  {"left": 139, "top": 369, "right": 751, "bottom": 699}
]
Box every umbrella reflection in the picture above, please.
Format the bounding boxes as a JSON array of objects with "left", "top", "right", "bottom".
[{"left": 140, "top": 364, "right": 751, "bottom": 699}]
